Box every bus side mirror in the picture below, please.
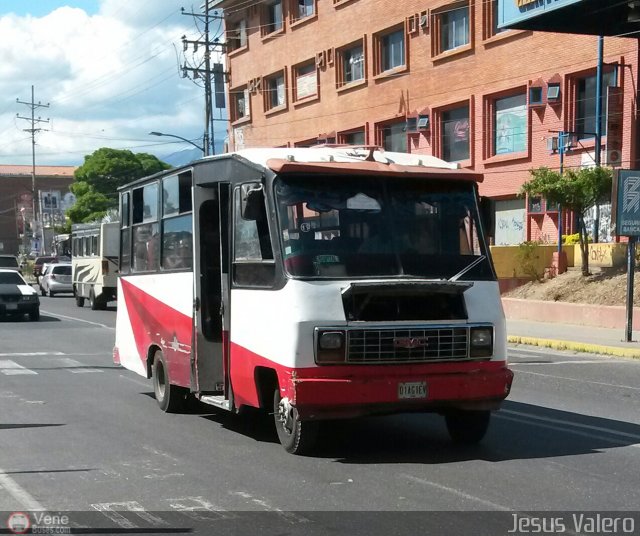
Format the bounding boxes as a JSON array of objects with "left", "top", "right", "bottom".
[
  {"left": 241, "top": 183, "right": 265, "bottom": 221},
  {"left": 480, "top": 197, "right": 495, "bottom": 239}
]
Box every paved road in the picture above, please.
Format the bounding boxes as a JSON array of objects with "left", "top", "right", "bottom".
[{"left": 1, "top": 294, "right": 640, "bottom": 534}]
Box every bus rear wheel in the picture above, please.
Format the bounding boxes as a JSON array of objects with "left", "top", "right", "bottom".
[
  {"left": 273, "top": 390, "right": 318, "bottom": 455},
  {"left": 152, "top": 350, "right": 186, "bottom": 413},
  {"left": 74, "top": 286, "right": 85, "bottom": 307},
  {"left": 89, "top": 288, "right": 105, "bottom": 310},
  {"left": 444, "top": 410, "right": 491, "bottom": 445}
]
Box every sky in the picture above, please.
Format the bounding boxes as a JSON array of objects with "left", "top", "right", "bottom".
[{"left": 0, "top": 0, "right": 227, "bottom": 167}]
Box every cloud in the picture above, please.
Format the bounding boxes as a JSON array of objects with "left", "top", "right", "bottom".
[{"left": 0, "top": 1, "right": 224, "bottom": 166}]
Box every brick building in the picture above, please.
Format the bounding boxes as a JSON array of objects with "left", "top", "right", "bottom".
[
  {"left": 0, "top": 165, "right": 76, "bottom": 255},
  {"left": 212, "top": 0, "right": 639, "bottom": 245}
]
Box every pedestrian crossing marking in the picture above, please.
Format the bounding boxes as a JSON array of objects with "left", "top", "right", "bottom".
[
  {"left": 0, "top": 360, "right": 37, "bottom": 375},
  {"left": 0, "top": 358, "right": 103, "bottom": 375}
]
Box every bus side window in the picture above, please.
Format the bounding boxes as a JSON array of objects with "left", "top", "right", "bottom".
[{"left": 232, "top": 187, "right": 275, "bottom": 287}]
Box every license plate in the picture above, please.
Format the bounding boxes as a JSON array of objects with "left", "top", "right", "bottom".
[
  {"left": 398, "top": 381, "right": 427, "bottom": 399},
  {"left": 5, "top": 303, "right": 17, "bottom": 311}
]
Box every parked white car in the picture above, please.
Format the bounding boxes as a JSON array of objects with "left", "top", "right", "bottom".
[
  {"left": 0, "top": 268, "right": 39, "bottom": 321},
  {"left": 40, "top": 263, "right": 73, "bottom": 297}
]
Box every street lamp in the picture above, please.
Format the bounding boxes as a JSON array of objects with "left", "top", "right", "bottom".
[{"left": 149, "top": 131, "right": 205, "bottom": 155}]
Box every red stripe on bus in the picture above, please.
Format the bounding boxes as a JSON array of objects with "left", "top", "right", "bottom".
[{"left": 120, "top": 278, "right": 192, "bottom": 386}]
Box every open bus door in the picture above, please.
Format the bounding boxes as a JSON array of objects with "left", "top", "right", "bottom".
[{"left": 191, "top": 181, "right": 231, "bottom": 408}]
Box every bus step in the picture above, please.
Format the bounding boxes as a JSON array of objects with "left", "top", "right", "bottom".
[{"left": 200, "top": 394, "right": 231, "bottom": 411}]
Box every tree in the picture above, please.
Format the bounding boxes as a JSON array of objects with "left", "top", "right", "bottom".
[
  {"left": 520, "top": 166, "right": 613, "bottom": 276},
  {"left": 66, "top": 182, "right": 112, "bottom": 223},
  {"left": 69, "top": 148, "right": 170, "bottom": 224}
]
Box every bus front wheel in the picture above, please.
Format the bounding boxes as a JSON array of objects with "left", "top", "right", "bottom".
[
  {"left": 444, "top": 409, "right": 491, "bottom": 444},
  {"left": 273, "top": 390, "right": 318, "bottom": 455},
  {"left": 152, "top": 350, "right": 186, "bottom": 413}
]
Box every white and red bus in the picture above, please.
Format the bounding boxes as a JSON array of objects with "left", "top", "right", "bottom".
[{"left": 114, "top": 147, "right": 513, "bottom": 454}]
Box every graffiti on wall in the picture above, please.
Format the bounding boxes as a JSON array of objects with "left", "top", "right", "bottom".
[
  {"left": 495, "top": 200, "right": 526, "bottom": 245},
  {"left": 583, "top": 203, "right": 612, "bottom": 243}
]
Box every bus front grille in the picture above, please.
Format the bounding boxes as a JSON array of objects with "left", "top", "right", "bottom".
[{"left": 347, "top": 327, "right": 469, "bottom": 363}]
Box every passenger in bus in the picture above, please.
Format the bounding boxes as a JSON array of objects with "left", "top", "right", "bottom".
[
  {"left": 134, "top": 225, "right": 158, "bottom": 271},
  {"left": 164, "top": 237, "right": 192, "bottom": 270}
]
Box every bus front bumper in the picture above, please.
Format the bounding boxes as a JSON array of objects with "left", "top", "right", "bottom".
[{"left": 287, "top": 363, "right": 514, "bottom": 420}]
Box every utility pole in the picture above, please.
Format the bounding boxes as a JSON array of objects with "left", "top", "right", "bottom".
[
  {"left": 181, "top": 3, "right": 227, "bottom": 156},
  {"left": 593, "top": 35, "right": 604, "bottom": 243},
  {"left": 17, "top": 85, "right": 49, "bottom": 254}
]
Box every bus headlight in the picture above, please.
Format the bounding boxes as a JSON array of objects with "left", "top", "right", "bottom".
[
  {"left": 470, "top": 327, "right": 493, "bottom": 358},
  {"left": 315, "top": 330, "right": 346, "bottom": 364}
]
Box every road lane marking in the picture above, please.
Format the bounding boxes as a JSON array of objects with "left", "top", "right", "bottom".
[
  {"left": 58, "top": 357, "right": 103, "bottom": 373},
  {"left": 511, "top": 369, "right": 640, "bottom": 391},
  {"left": 230, "top": 492, "right": 309, "bottom": 523},
  {"left": 0, "top": 360, "right": 37, "bottom": 375},
  {"left": 501, "top": 409, "right": 640, "bottom": 441},
  {"left": 167, "top": 497, "right": 230, "bottom": 521},
  {"left": 401, "top": 475, "right": 511, "bottom": 511},
  {"left": 497, "top": 414, "right": 640, "bottom": 448},
  {"left": 0, "top": 468, "right": 44, "bottom": 511},
  {"left": 0, "top": 352, "right": 64, "bottom": 357},
  {"left": 91, "top": 502, "right": 167, "bottom": 529},
  {"left": 41, "top": 310, "right": 114, "bottom": 330}
]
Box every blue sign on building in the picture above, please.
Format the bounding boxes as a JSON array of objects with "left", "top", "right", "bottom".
[
  {"left": 499, "top": 0, "right": 582, "bottom": 30},
  {"left": 614, "top": 170, "right": 640, "bottom": 237}
]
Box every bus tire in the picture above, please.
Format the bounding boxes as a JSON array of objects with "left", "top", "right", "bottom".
[
  {"left": 273, "top": 389, "right": 318, "bottom": 455},
  {"left": 89, "top": 288, "right": 104, "bottom": 310},
  {"left": 152, "top": 350, "right": 185, "bottom": 413},
  {"left": 75, "top": 295, "right": 85, "bottom": 307},
  {"left": 445, "top": 410, "right": 491, "bottom": 445}
]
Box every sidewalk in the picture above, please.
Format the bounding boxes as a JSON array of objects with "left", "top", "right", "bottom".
[{"left": 507, "top": 319, "right": 640, "bottom": 359}]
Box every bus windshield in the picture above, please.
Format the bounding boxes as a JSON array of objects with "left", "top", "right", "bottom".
[{"left": 274, "top": 174, "right": 494, "bottom": 281}]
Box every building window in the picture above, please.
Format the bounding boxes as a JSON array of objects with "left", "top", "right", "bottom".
[
  {"left": 441, "top": 105, "right": 470, "bottom": 162},
  {"left": 378, "top": 121, "right": 407, "bottom": 152},
  {"left": 339, "top": 129, "right": 366, "bottom": 145},
  {"left": 434, "top": 2, "right": 470, "bottom": 55},
  {"left": 231, "top": 86, "right": 250, "bottom": 122},
  {"left": 293, "top": 62, "right": 317, "bottom": 101},
  {"left": 493, "top": 93, "right": 527, "bottom": 155},
  {"left": 575, "top": 70, "right": 616, "bottom": 140},
  {"left": 264, "top": 71, "right": 286, "bottom": 111},
  {"left": 529, "top": 86, "right": 543, "bottom": 106},
  {"left": 263, "top": 0, "right": 283, "bottom": 35},
  {"left": 489, "top": 0, "right": 505, "bottom": 38},
  {"left": 374, "top": 26, "right": 406, "bottom": 75},
  {"left": 291, "top": 0, "right": 315, "bottom": 22},
  {"left": 227, "top": 19, "right": 247, "bottom": 52},
  {"left": 337, "top": 41, "right": 365, "bottom": 87}
]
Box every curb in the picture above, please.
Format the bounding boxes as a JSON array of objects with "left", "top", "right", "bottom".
[{"left": 507, "top": 335, "right": 640, "bottom": 360}]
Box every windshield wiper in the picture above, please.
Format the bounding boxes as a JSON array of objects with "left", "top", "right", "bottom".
[{"left": 448, "top": 255, "right": 486, "bottom": 282}]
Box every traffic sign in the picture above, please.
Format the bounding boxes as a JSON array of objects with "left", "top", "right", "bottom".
[{"left": 613, "top": 169, "right": 640, "bottom": 236}]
